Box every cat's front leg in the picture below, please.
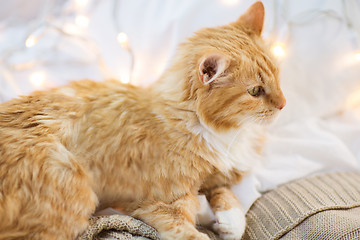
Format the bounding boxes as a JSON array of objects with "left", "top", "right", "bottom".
[
  {"left": 130, "top": 194, "right": 210, "bottom": 240},
  {"left": 206, "top": 186, "right": 246, "bottom": 240}
]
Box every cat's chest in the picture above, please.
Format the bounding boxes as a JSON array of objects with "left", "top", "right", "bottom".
[{"left": 193, "top": 124, "right": 263, "bottom": 173}]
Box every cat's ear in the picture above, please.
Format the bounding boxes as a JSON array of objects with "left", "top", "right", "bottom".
[
  {"left": 236, "top": 1, "right": 264, "bottom": 35},
  {"left": 198, "top": 52, "right": 230, "bottom": 85}
]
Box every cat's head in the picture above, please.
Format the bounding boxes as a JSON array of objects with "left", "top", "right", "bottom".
[{"left": 178, "top": 1, "right": 286, "bottom": 132}]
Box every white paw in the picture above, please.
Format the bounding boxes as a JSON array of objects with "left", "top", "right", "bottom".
[{"left": 213, "top": 208, "right": 245, "bottom": 240}]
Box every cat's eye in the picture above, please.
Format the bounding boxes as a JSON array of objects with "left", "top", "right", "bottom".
[{"left": 247, "top": 86, "right": 264, "bottom": 97}]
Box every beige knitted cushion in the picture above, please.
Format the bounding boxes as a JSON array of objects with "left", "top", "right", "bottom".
[{"left": 242, "top": 172, "right": 360, "bottom": 240}]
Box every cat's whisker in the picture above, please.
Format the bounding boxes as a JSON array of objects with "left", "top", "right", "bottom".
[{"left": 225, "top": 128, "right": 243, "bottom": 158}]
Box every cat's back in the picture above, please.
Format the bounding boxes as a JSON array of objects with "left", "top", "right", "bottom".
[
  {"left": 0, "top": 80, "right": 146, "bottom": 129},
  {"left": 0, "top": 79, "right": 152, "bottom": 170},
  {"left": 0, "top": 79, "right": 163, "bottom": 168}
]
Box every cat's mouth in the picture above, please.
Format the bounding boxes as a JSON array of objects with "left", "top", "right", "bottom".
[{"left": 255, "top": 110, "right": 279, "bottom": 124}]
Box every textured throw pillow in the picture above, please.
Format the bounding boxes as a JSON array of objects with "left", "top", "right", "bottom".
[{"left": 242, "top": 172, "right": 360, "bottom": 240}]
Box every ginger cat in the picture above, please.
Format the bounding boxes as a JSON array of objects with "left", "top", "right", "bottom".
[{"left": 0, "top": 2, "right": 285, "bottom": 240}]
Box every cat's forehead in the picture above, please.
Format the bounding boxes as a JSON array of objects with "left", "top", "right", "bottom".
[{"left": 231, "top": 50, "right": 279, "bottom": 84}]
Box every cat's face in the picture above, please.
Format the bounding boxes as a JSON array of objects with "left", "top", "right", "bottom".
[{"left": 184, "top": 2, "right": 286, "bottom": 131}]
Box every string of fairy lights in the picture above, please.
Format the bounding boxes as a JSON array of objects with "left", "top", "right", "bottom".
[
  {"left": 0, "top": 0, "right": 359, "bottom": 102},
  {"left": 270, "top": 0, "right": 360, "bottom": 60}
]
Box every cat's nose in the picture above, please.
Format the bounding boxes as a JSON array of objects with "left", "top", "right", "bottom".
[{"left": 276, "top": 98, "right": 286, "bottom": 110}]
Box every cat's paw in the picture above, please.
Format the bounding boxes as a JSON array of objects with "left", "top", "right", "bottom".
[{"left": 213, "top": 208, "right": 245, "bottom": 240}]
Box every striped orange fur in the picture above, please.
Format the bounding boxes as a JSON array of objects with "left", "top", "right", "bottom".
[{"left": 0, "top": 2, "right": 284, "bottom": 240}]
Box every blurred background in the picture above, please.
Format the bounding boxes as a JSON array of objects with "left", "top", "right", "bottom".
[{"left": 1, "top": 0, "right": 360, "bottom": 211}]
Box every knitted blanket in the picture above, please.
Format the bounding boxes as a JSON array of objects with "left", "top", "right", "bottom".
[
  {"left": 78, "top": 214, "right": 160, "bottom": 240},
  {"left": 79, "top": 172, "right": 360, "bottom": 240},
  {"left": 78, "top": 212, "right": 219, "bottom": 240}
]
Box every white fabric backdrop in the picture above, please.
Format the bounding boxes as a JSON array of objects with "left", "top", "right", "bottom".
[{"left": 1, "top": 0, "right": 360, "bottom": 221}]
